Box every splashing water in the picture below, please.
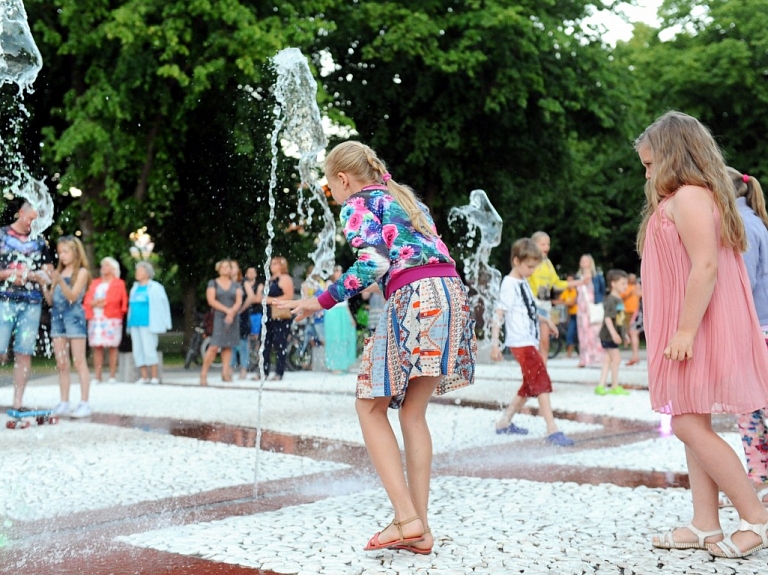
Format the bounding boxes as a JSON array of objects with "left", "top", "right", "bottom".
[
  {"left": 0, "top": 0, "right": 52, "bottom": 239},
  {"left": 448, "top": 189, "right": 503, "bottom": 342},
  {"left": 252, "top": 48, "right": 331, "bottom": 497},
  {"left": 272, "top": 48, "right": 334, "bottom": 282},
  {"left": 0, "top": 0, "right": 42, "bottom": 91}
]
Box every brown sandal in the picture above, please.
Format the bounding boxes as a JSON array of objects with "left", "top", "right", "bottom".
[
  {"left": 363, "top": 516, "right": 424, "bottom": 551},
  {"left": 393, "top": 528, "right": 432, "bottom": 554}
]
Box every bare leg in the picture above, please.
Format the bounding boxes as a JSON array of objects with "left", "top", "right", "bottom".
[
  {"left": 150, "top": 364, "right": 159, "bottom": 380},
  {"left": 598, "top": 352, "right": 611, "bottom": 387},
  {"left": 53, "top": 337, "right": 72, "bottom": 402},
  {"left": 70, "top": 339, "right": 90, "bottom": 402},
  {"left": 537, "top": 393, "right": 558, "bottom": 435},
  {"left": 399, "top": 375, "right": 440, "bottom": 550},
  {"left": 629, "top": 329, "right": 640, "bottom": 361},
  {"left": 140, "top": 366, "right": 149, "bottom": 380},
  {"left": 108, "top": 346, "right": 119, "bottom": 379},
  {"left": 200, "top": 345, "right": 219, "bottom": 384},
  {"left": 609, "top": 349, "right": 621, "bottom": 387},
  {"left": 12, "top": 353, "right": 31, "bottom": 409},
  {"left": 672, "top": 414, "right": 768, "bottom": 551},
  {"left": 539, "top": 321, "right": 550, "bottom": 364},
  {"left": 496, "top": 394, "right": 526, "bottom": 428},
  {"left": 356, "top": 395, "right": 423, "bottom": 545},
  {"left": 92, "top": 346, "right": 104, "bottom": 381},
  {"left": 221, "top": 348, "right": 232, "bottom": 380}
]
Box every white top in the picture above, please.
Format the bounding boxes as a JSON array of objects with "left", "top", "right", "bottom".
[
  {"left": 93, "top": 281, "right": 109, "bottom": 319},
  {"left": 496, "top": 275, "right": 539, "bottom": 348}
]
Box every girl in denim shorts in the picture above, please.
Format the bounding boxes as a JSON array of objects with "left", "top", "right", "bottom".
[{"left": 44, "top": 236, "right": 92, "bottom": 418}]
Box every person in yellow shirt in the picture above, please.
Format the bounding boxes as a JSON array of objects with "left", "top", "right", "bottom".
[
  {"left": 620, "top": 273, "right": 642, "bottom": 365},
  {"left": 555, "top": 278, "right": 579, "bottom": 358},
  {"left": 529, "top": 231, "right": 582, "bottom": 363}
]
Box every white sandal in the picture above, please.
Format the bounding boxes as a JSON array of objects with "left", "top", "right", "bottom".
[
  {"left": 652, "top": 523, "right": 723, "bottom": 550},
  {"left": 708, "top": 518, "right": 768, "bottom": 558},
  {"left": 719, "top": 485, "right": 768, "bottom": 509}
]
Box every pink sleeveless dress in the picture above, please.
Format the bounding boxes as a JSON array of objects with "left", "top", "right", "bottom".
[{"left": 641, "top": 197, "right": 768, "bottom": 415}]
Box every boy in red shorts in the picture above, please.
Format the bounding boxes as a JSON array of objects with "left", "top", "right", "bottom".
[{"left": 490, "top": 237, "right": 575, "bottom": 446}]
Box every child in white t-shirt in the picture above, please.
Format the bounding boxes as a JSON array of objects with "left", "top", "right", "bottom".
[{"left": 491, "top": 238, "right": 575, "bottom": 446}]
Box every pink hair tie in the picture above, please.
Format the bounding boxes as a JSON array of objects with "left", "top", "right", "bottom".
[
  {"left": 743, "top": 174, "right": 750, "bottom": 183},
  {"left": 382, "top": 173, "right": 392, "bottom": 183}
]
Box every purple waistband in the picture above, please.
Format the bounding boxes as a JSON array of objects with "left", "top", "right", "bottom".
[{"left": 384, "top": 263, "right": 459, "bottom": 299}]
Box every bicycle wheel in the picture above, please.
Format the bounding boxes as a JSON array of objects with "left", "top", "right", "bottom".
[
  {"left": 287, "top": 340, "right": 312, "bottom": 371},
  {"left": 200, "top": 337, "right": 222, "bottom": 366},
  {"left": 184, "top": 333, "right": 202, "bottom": 369},
  {"left": 548, "top": 332, "right": 563, "bottom": 359}
]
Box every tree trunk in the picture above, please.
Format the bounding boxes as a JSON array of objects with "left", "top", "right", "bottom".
[{"left": 182, "top": 281, "right": 198, "bottom": 349}]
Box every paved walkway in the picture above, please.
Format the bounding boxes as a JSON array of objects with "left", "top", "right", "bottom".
[{"left": 1, "top": 350, "right": 765, "bottom": 574}]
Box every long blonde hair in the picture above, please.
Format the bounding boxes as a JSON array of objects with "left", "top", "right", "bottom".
[
  {"left": 56, "top": 236, "right": 92, "bottom": 283},
  {"left": 635, "top": 111, "right": 745, "bottom": 254},
  {"left": 324, "top": 141, "right": 435, "bottom": 237},
  {"left": 727, "top": 167, "right": 768, "bottom": 230}
]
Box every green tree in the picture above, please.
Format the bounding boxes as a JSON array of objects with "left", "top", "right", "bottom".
[
  {"left": 317, "top": 0, "right": 643, "bottom": 273},
  {"left": 24, "top": 0, "right": 335, "bottom": 339},
  {"left": 622, "top": 0, "right": 768, "bottom": 181}
]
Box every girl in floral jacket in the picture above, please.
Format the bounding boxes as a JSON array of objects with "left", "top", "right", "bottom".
[{"left": 281, "top": 141, "right": 476, "bottom": 554}]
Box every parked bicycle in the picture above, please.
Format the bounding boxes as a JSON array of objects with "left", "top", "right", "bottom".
[
  {"left": 286, "top": 318, "right": 321, "bottom": 371},
  {"left": 184, "top": 311, "right": 221, "bottom": 369},
  {"left": 547, "top": 304, "right": 574, "bottom": 359}
]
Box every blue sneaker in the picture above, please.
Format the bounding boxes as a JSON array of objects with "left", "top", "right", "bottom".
[
  {"left": 546, "top": 431, "right": 575, "bottom": 447},
  {"left": 496, "top": 423, "right": 529, "bottom": 435}
]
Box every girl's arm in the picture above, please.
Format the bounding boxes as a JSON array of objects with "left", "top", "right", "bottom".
[
  {"left": 665, "top": 185, "right": 719, "bottom": 360},
  {"left": 206, "top": 284, "right": 230, "bottom": 313},
  {"left": 490, "top": 308, "right": 506, "bottom": 361},
  {"left": 58, "top": 268, "right": 90, "bottom": 303},
  {"left": 239, "top": 281, "right": 255, "bottom": 313}
]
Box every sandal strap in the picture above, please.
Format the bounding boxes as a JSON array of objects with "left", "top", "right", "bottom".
[
  {"left": 687, "top": 523, "right": 723, "bottom": 547},
  {"left": 737, "top": 519, "right": 768, "bottom": 545},
  {"left": 393, "top": 516, "right": 421, "bottom": 540}
]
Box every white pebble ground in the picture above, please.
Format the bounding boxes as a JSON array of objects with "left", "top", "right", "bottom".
[{"left": 118, "top": 476, "right": 765, "bottom": 574}]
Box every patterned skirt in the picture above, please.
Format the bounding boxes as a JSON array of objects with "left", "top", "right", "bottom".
[
  {"left": 357, "top": 276, "right": 476, "bottom": 409},
  {"left": 88, "top": 317, "right": 123, "bottom": 348}
]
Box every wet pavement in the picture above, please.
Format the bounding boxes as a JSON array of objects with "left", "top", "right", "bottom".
[{"left": 1, "top": 350, "right": 765, "bottom": 574}]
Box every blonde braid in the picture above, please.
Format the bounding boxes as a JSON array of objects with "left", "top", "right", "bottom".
[{"left": 362, "top": 148, "right": 435, "bottom": 238}]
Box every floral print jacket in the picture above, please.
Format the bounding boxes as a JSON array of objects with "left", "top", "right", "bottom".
[{"left": 325, "top": 186, "right": 454, "bottom": 303}]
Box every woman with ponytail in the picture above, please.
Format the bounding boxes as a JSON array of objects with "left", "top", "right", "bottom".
[
  {"left": 281, "top": 140, "right": 476, "bottom": 554},
  {"left": 722, "top": 167, "right": 768, "bottom": 509}
]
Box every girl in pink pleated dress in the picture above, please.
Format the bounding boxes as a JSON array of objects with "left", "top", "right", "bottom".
[{"left": 638, "top": 111, "right": 768, "bottom": 558}]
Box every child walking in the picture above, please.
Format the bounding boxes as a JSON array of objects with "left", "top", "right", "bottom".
[
  {"left": 637, "top": 111, "right": 768, "bottom": 558},
  {"left": 46, "top": 236, "right": 93, "bottom": 418},
  {"left": 280, "top": 141, "right": 476, "bottom": 554},
  {"left": 595, "top": 269, "right": 630, "bottom": 395},
  {"left": 720, "top": 167, "right": 768, "bottom": 508},
  {"left": 490, "top": 238, "right": 575, "bottom": 447}
]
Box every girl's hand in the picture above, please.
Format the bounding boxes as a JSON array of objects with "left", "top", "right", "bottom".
[
  {"left": 663, "top": 330, "right": 694, "bottom": 361},
  {"left": 546, "top": 319, "right": 558, "bottom": 335},
  {"left": 224, "top": 310, "right": 235, "bottom": 325},
  {"left": 490, "top": 346, "right": 503, "bottom": 362},
  {"left": 276, "top": 297, "right": 321, "bottom": 322},
  {"left": 49, "top": 270, "right": 60, "bottom": 285},
  {"left": 612, "top": 333, "right": 622, "bottom": 345}
]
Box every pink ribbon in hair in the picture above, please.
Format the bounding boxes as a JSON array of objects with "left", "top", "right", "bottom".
[
  {"left": 382, "top": 173, "right": 392, "bottom": 183},
  {"left": 743, "top": 174, "right": 750, "bottom": 183}
]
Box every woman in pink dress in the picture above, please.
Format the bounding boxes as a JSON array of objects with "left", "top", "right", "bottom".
[
  {"left": 575, "top": 254, "right": 605, "bottom": 368},
  {"left": 638, "top": 111, "right": 768, "bottom": 558},
  {"left": 83, "top": 257, "right": 128, "bottom": 383}
]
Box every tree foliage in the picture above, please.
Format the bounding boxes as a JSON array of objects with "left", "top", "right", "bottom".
[{"left": 317, "top": 0, "right": 645, "bottom": 274}]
